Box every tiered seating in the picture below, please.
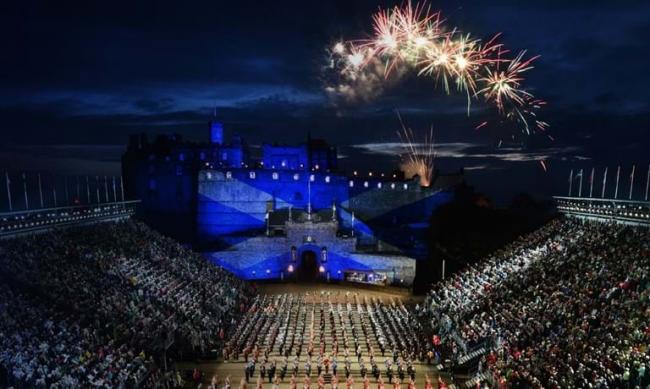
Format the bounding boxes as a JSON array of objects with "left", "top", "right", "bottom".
[
  {"left": 0, "top": 282, "right": 152, "bottom": 387},
  {"left": 418, "top": 218, "right": 650, "bottom": 388},
  {"left": 416, "top": 219, "right": 569, "bottom": 361},
  {"left": 0, "top": 219, "right": 253, "bottom": 387}
]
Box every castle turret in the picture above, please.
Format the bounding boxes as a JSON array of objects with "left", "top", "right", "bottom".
[{"left": 210, "top": 121, "right": 224, "bottom": 145}]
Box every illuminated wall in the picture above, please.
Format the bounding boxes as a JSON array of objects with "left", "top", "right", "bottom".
[
  {"left": 196, "top": 168, "right": 457, "bottom": 246},
  {"left": 206, "top": 220, "right": 416, "bottom": 284},
  {"left": 261, "top": 144, "right": 309, "bottom": 170},
  {"left": 197, "top": 170, "right": 349, "bottom": 240}
]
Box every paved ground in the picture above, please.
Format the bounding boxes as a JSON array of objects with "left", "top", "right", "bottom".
[
  {"left": 177, "top": 283, "right": 458, "bottom": 389},
  {"left": 257, "top": 282, "right": 424, "bottom": 302}
]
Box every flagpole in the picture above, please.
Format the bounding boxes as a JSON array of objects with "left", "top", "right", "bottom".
[
  {"left": 629, "top": 165, "right": 635, "bottom": 200},
  {"left": 104, "top": 176, "right": 109, "bottom": 203},
  {"left": 614, "top": 166, "right": 620, "bottom": 199},
  {"left": 52, "top": 181, "right": 57, "bottom": 208},
  {"left": 5, "top": 172, "right": 12, "bottom": 212},
  {"left": 589, "top": 168, "right": 594, "bottom": 198},
  {"left": 578, "top": 169, "right": 583, "bottom": 197},
  {"left": 38, "top": 173, "right": 44, "bottom": 208},
  {"left": 22, "top": 173, "right": 29, "bottom": 210},
  {"left": 351, "top": 211, "right": 355, "bottom": 237},
  {"left": 568, "top": 169, "right": 573, "bottom": 196},
  {"left": 120, "top": 176, "right": 125, "bottom": 202},
  {"left": 601, "top": 167, "right": 608, "bottom": 199},
  {"left": 86, "top": 176, "right": 90, "bottom": 204},
  {"left": 76, "top": 176, "right": 80, "bottom": 202},
  {"left": 112, "top": 176, "right": 117, "bottom": 203},
  {"left": 645, "top": 165, "right": 650, "bottom": 201},
  {"left": 95, "top": 176, "right": 100, "bottom": 204},
  {"left": 64, "top": 176, "right": 69, "bottom": 205},
  {"left": 307, "top": 177, "right": 312, "bottom": 221}
]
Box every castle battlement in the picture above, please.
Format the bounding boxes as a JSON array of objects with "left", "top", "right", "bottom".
[{"left": 198, "top": 169, "right": 427, "bottom": 191}]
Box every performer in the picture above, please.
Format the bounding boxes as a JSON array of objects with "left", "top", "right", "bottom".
[
  {"left": 210, "top": 374, "right": 219, "bottom": 389},
  {"left": 437, "top": 376, "right": 447, "bottom": 389},
  {"left": 256, "top": 376, "right": 264, "bottom": 389},
  {"left": 269, "top": 361, "right": 276, "bottom": 383},
  {"left": 305, "top": 358, "right": 312, "bottom": 377},
  {"left": 392, "top": 378, "right": 400, "bottom": 389},
  {"left": 424, "top": 375, "right": 433, "bottom": 389},
  {"left": 240, "top": 378, "right": 247, "bottom": 389},
  {"left": 317, "top": 373, "right": 325, "bottom": 389},
  {"left": 407, "top": 378, "right": 415, "bottom": 389},
  {"left": 346, "top": 376, "right": 354, "bottom": 389},
  {"left": 362, "top": 376, "right": 370, "bottom": 389},
  {"left": 377, "top": 376, "right": 385, "bottom": 389},
  {"left": 272, "top": 376, "right": 280, "bottom": 389},
  {"left": 332, "top": 374, "right": 339, "bottom": 389},
  {"left": 290, "top": 374, "right": 297, "bottom": 389},
  {"left": 224, "top": 376, "right": 232, "bottom": 389},
  {"left": 324, "top": 354, "right": 330, "bottom": 374},
  {"left": 304, "top": 374, "right": 311, "bottom": 389}
]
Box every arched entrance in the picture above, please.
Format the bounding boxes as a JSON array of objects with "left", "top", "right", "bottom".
[{"left": 297, "top": 250, "right": 319, "bottom": 281}]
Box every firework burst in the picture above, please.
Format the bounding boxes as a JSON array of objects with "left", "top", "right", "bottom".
[
  {"left": 397, "top": 114, "right": 436, "bottom": 187},
  {"left": 324, "top": 1, "right": 549, "bottom": 139},
  {"left": 477, "top": 50, "right": 538, "bottom": 113}
]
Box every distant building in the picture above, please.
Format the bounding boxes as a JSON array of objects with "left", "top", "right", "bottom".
[
  {"left": 261, "top": 134, "right": 337, "bottom": 172},
  {"left": 122, "top": 121, "right": 463, "bottom": 284}
]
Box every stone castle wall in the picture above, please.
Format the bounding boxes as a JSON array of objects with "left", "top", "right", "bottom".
[{"left": 196, "top": 169, "right": 456, "bottom": 244}]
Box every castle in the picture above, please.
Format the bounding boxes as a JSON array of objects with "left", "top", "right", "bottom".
[{"left": 122, "top": 122, "right": 463, "bottom": 285}]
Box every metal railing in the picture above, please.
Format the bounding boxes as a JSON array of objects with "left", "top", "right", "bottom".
[
  {"left": 554, "top": 196, "right": 650, "bottom": 226},
  {"left": 0, "top": 200, "right": 140, "bottom": 238}
]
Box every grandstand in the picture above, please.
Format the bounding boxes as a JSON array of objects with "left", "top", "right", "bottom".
[
  {"left": 1, "top": 160, "right": 649, "bottom": 389},
  {"left": 0, "top": 200, "right": 138, "bottom": 238},
  {"left": 418, "top": 217, "right": 648, "bottom": 387},
  {"left": 554, "top": 196, "right": 650, "bottom": 225},
  {"left": 1, "top": 196, "right": 648, "bottom": 388},
  {"left": 0, "top": 219, "right": 254, "bottom": 387}
]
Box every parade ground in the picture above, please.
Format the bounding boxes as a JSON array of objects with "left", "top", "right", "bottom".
[{"left": 173, "top": 283, "right": 450, "bottom": 389}]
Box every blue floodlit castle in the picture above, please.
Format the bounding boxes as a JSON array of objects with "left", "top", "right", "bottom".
[{"left": 122, "top": 121, "right": 463, "bottom": 285}]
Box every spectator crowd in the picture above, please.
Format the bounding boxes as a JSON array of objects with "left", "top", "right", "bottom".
[
  {"left": 0, "top": 219, "right": 254, "bottom": 387},
  {"left": 417, "top": 218, "right": 649, "bottom": 388},
  {"left": 1, "top": 214, "right": 648, "bottom": 388}
]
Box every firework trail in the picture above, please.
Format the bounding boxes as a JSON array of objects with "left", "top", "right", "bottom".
[
  {"left": 323, "top": 1, "right": 548, "bottom": 140},
  {"left": 396, "top": 113, "right": 436, "bottom": 187},
  {"left": 539, "top": 159, "right": 548, "bottom": 172}
]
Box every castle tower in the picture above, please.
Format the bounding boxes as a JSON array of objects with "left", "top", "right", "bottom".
[{"left": 210, "top": 121, "right": 224, "bottom": 145}]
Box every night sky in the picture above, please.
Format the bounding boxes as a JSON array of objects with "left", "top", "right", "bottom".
[{"left": 2, "top": 0, "right": 649, "bottom": 205}]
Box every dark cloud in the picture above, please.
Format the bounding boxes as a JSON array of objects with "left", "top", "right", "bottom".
[
  {"left": 133, "top": 97, "right": 175, "bottom": 113},
  {"left": 1, "top": 0, "right": 648, "bottom": 205}
]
